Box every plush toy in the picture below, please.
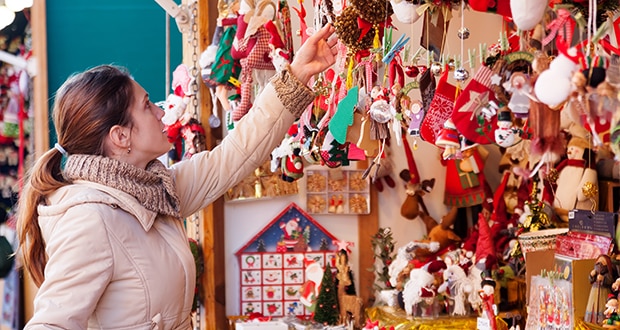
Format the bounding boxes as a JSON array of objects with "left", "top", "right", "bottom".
[
  {"left": 438, "top": 264, "right": 483, "bottom": 315},
  {"left": 410, "top": 206, "right": 461, "bottom": 262},
  {"left": 230, "top": 0, "right": 279, "bottom": 122},
  {"left": 402, "top": 267, "right": 436, "bottom": 316},
  {"left": 552, "top": 128, "right": 598, "bottom": 222}
]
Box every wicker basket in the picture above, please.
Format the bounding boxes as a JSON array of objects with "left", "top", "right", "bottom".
[{"left": 517, "top": 228, "right": 568, "bottom": 258}]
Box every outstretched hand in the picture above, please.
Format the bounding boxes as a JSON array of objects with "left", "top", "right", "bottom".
[{"left": 289, "top": 24, "right": 338, "bottom": 84}]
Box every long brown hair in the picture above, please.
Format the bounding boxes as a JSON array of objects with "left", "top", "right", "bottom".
[{"left": 17, "top": 65, "right": 135, "bottom": 286}]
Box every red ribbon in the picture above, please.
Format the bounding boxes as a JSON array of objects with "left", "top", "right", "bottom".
[
  {"left": 356, "top": 17, "right": 393, "bottom": 42},
  {"left": 542, "top": 8, "right": 574, "bottom": 47},
  {"left": 599, "top": 16, "right": 620, "bottom": 55}
]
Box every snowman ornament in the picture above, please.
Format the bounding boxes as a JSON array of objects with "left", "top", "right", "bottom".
[{"left": 494, "top": 110, "right": 521, "bottom": 148}]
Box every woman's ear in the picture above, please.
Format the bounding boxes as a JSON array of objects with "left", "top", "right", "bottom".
[{"left": 108, "top": 125, "right": 131, "bottom": 150}]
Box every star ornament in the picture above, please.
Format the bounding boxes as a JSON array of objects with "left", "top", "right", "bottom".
[
  {"left": 332, "top": 239, "right": 354, "bottom": 253},
  {"left": 490, "top": 73, "right": 502, "bottom": 86}
]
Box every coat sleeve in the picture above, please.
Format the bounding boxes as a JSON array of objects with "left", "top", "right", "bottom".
[
  {"left": 25, "top": 205, "right": 114, "bottom": 329},
  {"left": 173, "top": 67, "right": 315, "bottom": 217}
]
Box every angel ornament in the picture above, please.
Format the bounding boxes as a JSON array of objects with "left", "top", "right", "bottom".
[{"left": 502, "top": 72, "right": 531, "bottom": 118}]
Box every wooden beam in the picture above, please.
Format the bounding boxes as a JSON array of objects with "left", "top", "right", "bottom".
[
  {"left": 24, "top": 0, "right": 49, "bottom": 324},
  {"left": 182, "top": 0, "right": 226, "bottom": 329},
  {"left": 357, "top": 160, "right": 379, "bottom": 307},
  {"left": 31, "top": 1, "right": 49, "bottom": 159}
]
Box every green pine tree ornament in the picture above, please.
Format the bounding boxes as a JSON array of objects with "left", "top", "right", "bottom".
[{"left": 313, "top": 264, "right": 339, "bottom": 325}]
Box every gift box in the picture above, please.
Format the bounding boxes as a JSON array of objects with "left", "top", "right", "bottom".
[
  {"left": 553, "top": 254, "right": 596, "bottom": 321},
  {"left": 525, "top": 275, "right": 573, "bottom": 330}
]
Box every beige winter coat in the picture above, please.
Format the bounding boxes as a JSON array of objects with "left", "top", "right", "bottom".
[{"left": 25, "top": 69, "right": 314, "bottom": 329}]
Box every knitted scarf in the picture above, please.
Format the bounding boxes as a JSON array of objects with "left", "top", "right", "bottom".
[{"left": 63, "top": 155, "right": 181, "bottom": 218}]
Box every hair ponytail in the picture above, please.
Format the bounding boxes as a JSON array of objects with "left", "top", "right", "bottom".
[{"left": 17, "top": 148, "right": 69, "bottom": 287}]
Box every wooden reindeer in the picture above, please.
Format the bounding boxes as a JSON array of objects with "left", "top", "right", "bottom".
[{"left": 336, "top": 250, "right": 364, "bottom": 329}]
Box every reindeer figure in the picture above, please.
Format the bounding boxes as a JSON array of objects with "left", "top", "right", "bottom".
[
  {"left": 399, "top": 169, "right": 461, "bottom": 260},
  {"left": 336, "top": 250, "right": 364, "bottom": 328}
]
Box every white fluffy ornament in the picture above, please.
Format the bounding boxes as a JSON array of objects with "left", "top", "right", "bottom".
[
  {"left": 390, "top": 0, "right": 421, "bottom": 24},
  {"left": 534, "top": 48, "right": 580, "bottom": 107},
  {"left": 510, "top": 0, "right": 549, "bottom": 31}
]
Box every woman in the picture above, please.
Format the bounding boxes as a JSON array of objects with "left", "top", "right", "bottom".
[{"left": 18, "top": 24, "right": 338, "bottom": 329}]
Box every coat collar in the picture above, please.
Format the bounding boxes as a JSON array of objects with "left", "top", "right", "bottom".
[{"left": 39, "top": 181, "right": 159, "bottom": 231}]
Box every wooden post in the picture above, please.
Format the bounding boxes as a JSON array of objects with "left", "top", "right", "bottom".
[
  {"left": 357, "top": 160, "right": 379, "bottom": 307},
  {"left": 182, "top": 0, "right": 226, "bottom": 329},
  {"left": 31, "top": 1, "right": 49, "bottom": 159}
]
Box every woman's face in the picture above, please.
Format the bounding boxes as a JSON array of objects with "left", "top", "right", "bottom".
[{"left": 126, "top": 81, "right": 171, "bottom": 167}]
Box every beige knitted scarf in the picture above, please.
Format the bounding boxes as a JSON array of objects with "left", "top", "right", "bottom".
[{"left": 63, "top": 155, "right": 181, "bottom": 218}]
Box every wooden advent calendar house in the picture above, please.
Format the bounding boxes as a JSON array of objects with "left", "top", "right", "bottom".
[{"left": 235, "top": 203, "right": 340, "bottom": 318}]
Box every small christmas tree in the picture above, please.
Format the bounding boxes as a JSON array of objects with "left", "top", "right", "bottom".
[
  {"left": 313, "top": 264, "right": 339, "bottom": 325},
  {"left": 256, "top": 239, "right": 266, "bottom": 252},
  {"left": 319, "top": 238, "right": 330, "bottom": 251}
]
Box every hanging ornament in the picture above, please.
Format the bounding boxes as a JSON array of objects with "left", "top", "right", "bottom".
[
  {"left": 430, "top": 62, "right": 443, "bottom": 76},
  {"left": 454, "top": 68, "right": 469, "bottom": 82},
  {"left": 405, "top": 65, "right": 420, "bottom": 78},
  {"left": 457, "top": 27, "right": 470, "bottom": 40},
  {"left": 369, "top": 99, "right": 392, "bottom": 123},
  {"left": 447, "top": 59, "right": 456, "bottom": 71}
]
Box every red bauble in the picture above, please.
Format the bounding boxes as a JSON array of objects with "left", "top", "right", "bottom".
[{"left": 405, "top": 65, "right": 420, "bottom": 78}]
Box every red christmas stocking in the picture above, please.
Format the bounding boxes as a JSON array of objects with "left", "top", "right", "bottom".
[
  {"left": 420, "top": 69, "right": 457, "bottom": 144},
  {"left": 451, "top": 65, "right": 498, "bottom": 144},
  {"left": 467, "top": 0, "right": 512, "bottom": 17}
]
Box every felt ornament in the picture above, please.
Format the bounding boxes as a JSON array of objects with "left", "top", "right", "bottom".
[
  {"left": 329, "top": 86, "right": 358, "bottom": 144},
  {"left": 418, "top": 67, "right": 436, "bottom": 113},
  {"left": 467, "top": 0, "right": 512, "bottom": 17},
  {"left": 230, "top": 0, "right": 279, "bottom": 122},
  {"left": 405, "top": 100, "right": 425, "bottom": 137},
  {"left": 389, "top": 0, "right": 420, "bottom": 24},
  {"left": 451, "top": 65, "right": 498, "bottom": 144},
  {"left": 420, "top": 68, "right": 457, "bottom": 144},
  {"left": 510, "top": 0, "right": 549, "bottom": 31}
]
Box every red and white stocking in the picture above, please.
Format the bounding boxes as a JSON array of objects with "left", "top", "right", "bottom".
[
  {"left": 420, "top": 69, "right": 457, "bottom": 144},
  {"left": 451, "top": 65, "right": 498, "bottom": 144}
]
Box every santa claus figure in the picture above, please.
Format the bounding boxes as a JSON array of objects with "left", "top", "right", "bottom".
[{"left": 299, "top": 259, "right": 324, "bottom": 313}]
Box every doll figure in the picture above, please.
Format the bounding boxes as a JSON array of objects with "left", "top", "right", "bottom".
[
  {"left": 585, "top": 254, "right": 617, "bottom": 324},
  {"left": 479, "top": 276, "right": 497, "bottom": 330},
  {"left": 552, "top": 131, "right": 598, "bottom": 222},
  {"left": 407, "top": 100, "right": 425, "bottom": 137},
  {"left": 604, "top": 294, "right": 620, "bottom": 328},
  {"left": 502, "top": 72, "right": 531, "bottom": 118}
]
